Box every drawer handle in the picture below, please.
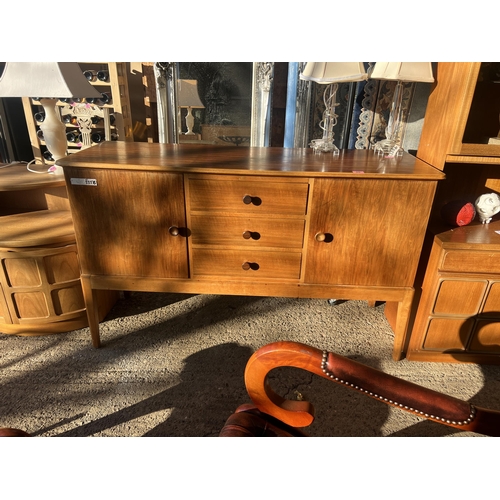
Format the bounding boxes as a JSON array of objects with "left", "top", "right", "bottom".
[
  {"left": 242, "top": 262, "right": 260, "bottom": 271},
  {"left": 242, "top": 195, "right": 262, "bottom": 206},
  {"left": 242, "top": 231, "right": 261, "bottom": 240},
  {"left": 169, "top": 226, "right": 180, "bottom": 236},
  {"left": 315, "top": 232, "right": 334, "bottom": 243}
]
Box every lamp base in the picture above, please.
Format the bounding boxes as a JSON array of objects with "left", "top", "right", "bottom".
[
  {"left": 48, "top": 165, "right": 64, "bottom": 176},
  {"left": 309, "top": 139, "right": 340, "bottom": 155},
  {"left": 373, "top": 139, "right": 404, "bottom": 158}
]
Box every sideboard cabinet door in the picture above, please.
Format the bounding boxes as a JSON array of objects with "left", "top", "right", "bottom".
[
  {"left": 304, "top": 178, "right": 434, "bottom": 287},
  {"left": 64, "top": 168, "right": 188, "bottom": 278}
]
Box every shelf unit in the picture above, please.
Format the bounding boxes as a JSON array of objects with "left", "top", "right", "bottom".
[
  {"left": 21, "top": 62, "right": 134, "bottom": 165},
  {"left": 407, "top": 62, "right": 500, "bottom": 364},
  {"left": 418, "top": 63, "right": 500, "bottom": 167}
]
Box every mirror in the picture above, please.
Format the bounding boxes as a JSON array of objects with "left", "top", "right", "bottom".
[{"left": 154, "top": 62, "right": 276, "bottom": 147}]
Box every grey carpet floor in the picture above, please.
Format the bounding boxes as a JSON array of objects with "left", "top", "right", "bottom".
[{"left": 1, "top": 292, "right": 500, "bottom": 437}]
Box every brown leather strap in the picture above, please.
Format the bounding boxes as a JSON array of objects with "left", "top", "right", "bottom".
[{"left": 323, "top": 351, "right": 475, "bottom": 426}]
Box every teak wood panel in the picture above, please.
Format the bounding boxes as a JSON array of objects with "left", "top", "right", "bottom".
[
  {"left": 190, "top": 215, "right": 305, "bottom": 249},
  {"left": 417, "top": 62, "right": 481, "bottom": 169},
  {"left": 63, "top": 167, "right": 188, "bottom": 278},
  {"left": 470, "top": 321, "right": 500, "bottom": 353},
  {"left": 407, "top": 230, "right": 500, "bottom": 363},
  {"left": 432, "top": 279, "right": 487, "bottom": 316},
  {"left": 442, "top": 251, "right": 500, "bottom": 274},
  {"left": 192, "top": 249, "right": 302, "bottom": 280},
  {"left": 188, "top": 177, "right": 309, "bottom": 215},
  {"left": 0, "top": 210, "right": 75, "bottom": 249},
  {"left": 304, "top": 178, "right": 436, "bottom": 287}
]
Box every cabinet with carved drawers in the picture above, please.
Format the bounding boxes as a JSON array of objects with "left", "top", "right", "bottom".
[
  {"left": 186, "top": 175, "right": 308, "bottom": 280},
  {"left": 59, "top": 142, "right": 444, "bottom": 360},
  {"left": 407, "top": 220, "right": 500, "bottom": 364}
]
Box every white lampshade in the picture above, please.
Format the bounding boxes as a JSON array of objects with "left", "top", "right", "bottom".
[
  {"left": 178, "top": 79, "right": 204, "bottom": 108},
  {"left": 0, "top": 62, "right": 102, "bottom": 98},
  {"left": 300, "top": 62, "right": 368, "bottom": 84},
  {"left": 369, "top": 62, "right": 434, "bottom": 83}
]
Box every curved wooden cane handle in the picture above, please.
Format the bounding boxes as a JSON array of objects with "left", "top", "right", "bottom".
[{"left": 244, "top": 341, "right": 500, "bottom": 435}]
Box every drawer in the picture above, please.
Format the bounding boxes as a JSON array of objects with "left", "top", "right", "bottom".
[
  {"left": 441, "top": 250, "right": 500, "bottom": 274},
  {"left": 192, "top": 249, "right": 302, "bottom": 279},
  {"left": 188, "top": 178, "right": 309, "bottom": 215},
  {"left": 469, "top": 320, "right": 500, "bottom": 353},
  {"left": 190, "top": 215, "right": 305, "bottom": 248},
  {"left": 432, "top": 279, "right": 487, "bottom": 316}
]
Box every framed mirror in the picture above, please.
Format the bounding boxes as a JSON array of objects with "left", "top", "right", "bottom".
[{"left": 154, "top": 62, "right": 276, "bottom": 147}]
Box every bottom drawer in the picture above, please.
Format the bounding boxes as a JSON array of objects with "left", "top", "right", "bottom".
[
  {"left": 469, "top": 320, "right": 500, "bottom": 353},
  {"left": 192, "top": 249, "right": 302, "bottom": 280}
]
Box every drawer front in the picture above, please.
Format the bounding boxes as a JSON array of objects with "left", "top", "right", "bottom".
[
  {"left": 432, "top": 279, "right": 487, "bottom": 316},
  {"left": 469, "top": 320, "right": 500, "bottom": 353},
  {"left": 192, "top": 249, "right": 302, "bottom": 279},
  {"left": 188, "top": 178, "right": 309, "bottom": 215},
  {"left": 441, "top": 250, "right": 500, "bottom": 274},
  {"left": 190, "top": 215, "right": 305, "bottom": 248},
  {"left": 422, "top": 317, "right": 474, "bottom": 350}
]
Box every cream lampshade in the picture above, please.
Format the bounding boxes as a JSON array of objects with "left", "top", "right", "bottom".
[
  {"left": 370, "top": 62, "right": 434, "bottom": 157},
  {"left": 178, "top": 79, "right": 205, "bottom": 136},
  {"left": 0, "top": 62, "right": 102, "bottom": 175},
  {"left": 300, "top": 62, "right": 367, "bottom": 154}
]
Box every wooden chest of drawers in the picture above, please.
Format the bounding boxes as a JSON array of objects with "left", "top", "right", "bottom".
[
  {"left": 407, "top": 220, "right": 500, "bottom": 364},
  {"left": 59, "top": 143, "right": 444, "bottom": 360},
  {"left": 187, "top": 175, "right": 308, "bottom": 281}
]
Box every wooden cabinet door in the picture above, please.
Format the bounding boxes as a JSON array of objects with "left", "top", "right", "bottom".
[
  {"left": 304, "top": 178, "right": 435, "bottom": 286},
  {"left": 65, "top": 168, "right": 188, "bottom": 278}
]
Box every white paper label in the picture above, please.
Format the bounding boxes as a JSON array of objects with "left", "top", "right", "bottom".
[{"left": 70, "top": 178, "right": 98, "bottom": 186}]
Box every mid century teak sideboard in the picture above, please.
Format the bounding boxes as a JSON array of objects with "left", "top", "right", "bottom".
[{"left": 58, "top": 142, "right": 444, "bottom": 360}]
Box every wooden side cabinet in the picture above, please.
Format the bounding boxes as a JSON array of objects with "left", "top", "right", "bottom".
[
  {"left": 407, "top": 221, "right": 500, "bottom": 364},
  {"left": 407, "top": 62, "right": 500, "bottom": 364},
  {"left": 59, "top": 142, "right": 444, "bottom": 359}
]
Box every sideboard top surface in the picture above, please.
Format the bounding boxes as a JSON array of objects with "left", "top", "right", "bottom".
[
  {"left": 437, "top": 219, "right": 500, "bottom": 250},
  {"left": 57, "top": 142, "right": 445, "bottom": 181}
]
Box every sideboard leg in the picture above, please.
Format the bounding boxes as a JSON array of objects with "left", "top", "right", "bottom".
[
  {"left": 387, "top": 289, "right": 414, "bottom": 361},
  {"left": 81, "top": 275, "right": 101, "bottom": 348}
]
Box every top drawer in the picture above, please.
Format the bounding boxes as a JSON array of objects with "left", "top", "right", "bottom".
[
  {"left": 188, "top": 177, "right": 309, "bottom": 215},
  {"left": 441, "top": 250, "right": 500, "bottom": 274}
]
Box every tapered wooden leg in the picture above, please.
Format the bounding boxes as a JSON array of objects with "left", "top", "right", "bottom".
[
  {"left": 80, "top": 275, "right": 101, "bottom": 348},
  {"left": 387, "top": 289, "right": 414, "bottom": 361}
]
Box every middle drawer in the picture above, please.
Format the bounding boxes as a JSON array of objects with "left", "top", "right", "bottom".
[{"left": 190, "top": 215, "right": 305, "bottom": 248}]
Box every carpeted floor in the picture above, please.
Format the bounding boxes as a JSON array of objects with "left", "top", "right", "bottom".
[{"left": 1, "top": 292, "right": 500, "bottom": 437}]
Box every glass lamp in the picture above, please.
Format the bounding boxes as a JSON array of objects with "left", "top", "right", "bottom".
[
  {"left": 0, "top": 62, "right": 102, "bottom": 175},
  {"left": 370, "top": 62, "right": 434, "bottom": 157},
  {"left": 300, "top": 62, "right": 367, "bottom": 154},
  {"left": 178, "top": 79, "right": 205, "bottom": 136}
]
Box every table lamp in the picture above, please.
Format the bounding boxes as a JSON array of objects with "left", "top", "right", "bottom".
[
  {"left": 300, "top": 62, "right": 367, "bottom": 154},
  {"left": 178, "top": 79, "right": 204, "bottom": 136},
  {"left": 0, "top": 62, "right": 102, "bottom": 175},
  {"left": 369, "top": 62, "right": 434, "bottom": 157}
]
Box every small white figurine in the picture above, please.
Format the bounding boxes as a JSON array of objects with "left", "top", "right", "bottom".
[{"left": 475, "top": 193, "right": 500, "bottom": 224}]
